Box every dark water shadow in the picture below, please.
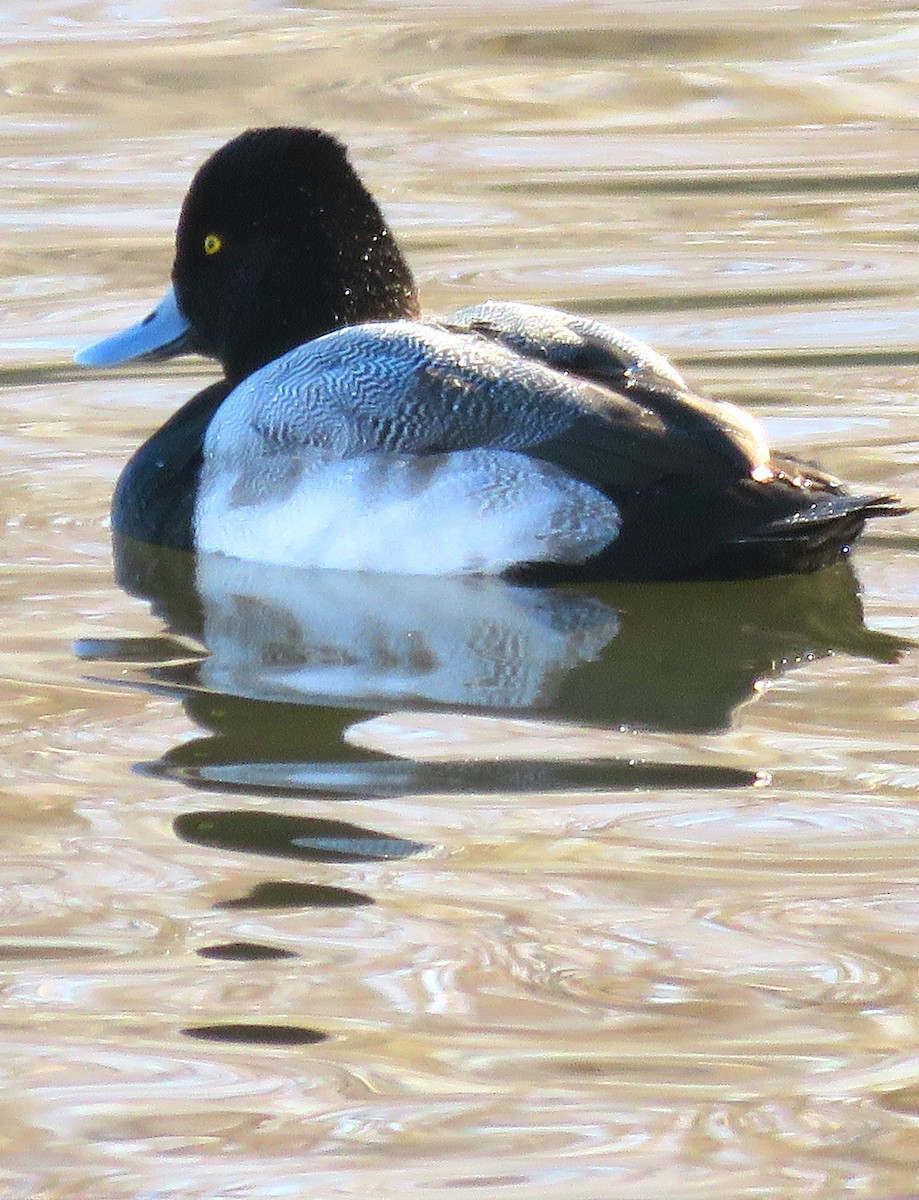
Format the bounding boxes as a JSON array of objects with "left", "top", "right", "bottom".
[
  {"left": 182, "top": 1023, "right": 328, "bottom": 1046},
  {"left": 174, "top": 809, "right": 428, "bottom": 863}
]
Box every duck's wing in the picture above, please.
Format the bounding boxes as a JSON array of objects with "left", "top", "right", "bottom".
[
  {"left": 442, "top": 301, "right": 771, "bottom": 478},
  {"left": 443, "top": 300, "right": 691, "bottom": 396},
  {"left": 206, "top": 318, "right": 766, "bottom": 495}
]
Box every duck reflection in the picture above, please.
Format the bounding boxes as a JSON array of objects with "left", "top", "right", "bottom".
[
  {"left": 77, "top": 533, "right": 908, "bottom": 805},
  {"left": 105, "top": 533, "right": 903, "bottom": 732},
  {"left": 82, "top": 536, "right": 906, "bottom": 933}
]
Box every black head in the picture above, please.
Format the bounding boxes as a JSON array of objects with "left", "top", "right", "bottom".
[{"left": 172, "top": 127, "right": 420, "bottom": 383}]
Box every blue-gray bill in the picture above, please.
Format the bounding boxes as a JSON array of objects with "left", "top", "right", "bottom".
[{"left": 74, "top": 284, "right": 193, "bottom": 366}]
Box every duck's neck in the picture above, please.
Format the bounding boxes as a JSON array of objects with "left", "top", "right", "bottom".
[{"left": 222, "top": 216, "right": 420, "bottom": 386}]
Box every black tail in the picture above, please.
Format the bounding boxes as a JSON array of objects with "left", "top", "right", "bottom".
[{"left": 702, "top": 492, "right": 908, "bottom": 578}]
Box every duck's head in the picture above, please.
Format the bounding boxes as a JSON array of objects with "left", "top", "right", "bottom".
[{"left": 76, "top": 127, "right": 420, "bottom": 383}]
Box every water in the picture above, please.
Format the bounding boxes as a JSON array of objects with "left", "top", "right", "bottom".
[{"left": 2, "top": 3, "right": 919, "bottom": 1197}]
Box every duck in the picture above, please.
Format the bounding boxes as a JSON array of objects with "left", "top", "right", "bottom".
[{"left": 75, "top": 126, "right": 905, "bottom": 581}]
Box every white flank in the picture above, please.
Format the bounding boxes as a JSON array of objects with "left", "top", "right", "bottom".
[{"left": 195, "top": 447, "right": 620, "bottom": 575}]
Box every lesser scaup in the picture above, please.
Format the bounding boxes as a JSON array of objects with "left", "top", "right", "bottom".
[{"left": 76, "top": 127, "right": 905, "bottom": 580}]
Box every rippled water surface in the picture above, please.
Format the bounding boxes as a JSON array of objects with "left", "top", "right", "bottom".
[{"left": 3, "top": 3, "right": 919, "bottom": 1197}]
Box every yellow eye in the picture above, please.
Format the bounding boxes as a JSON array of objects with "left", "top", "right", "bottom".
[{"left": 203, "top": 233, "right": 222, "bottom": 256}]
